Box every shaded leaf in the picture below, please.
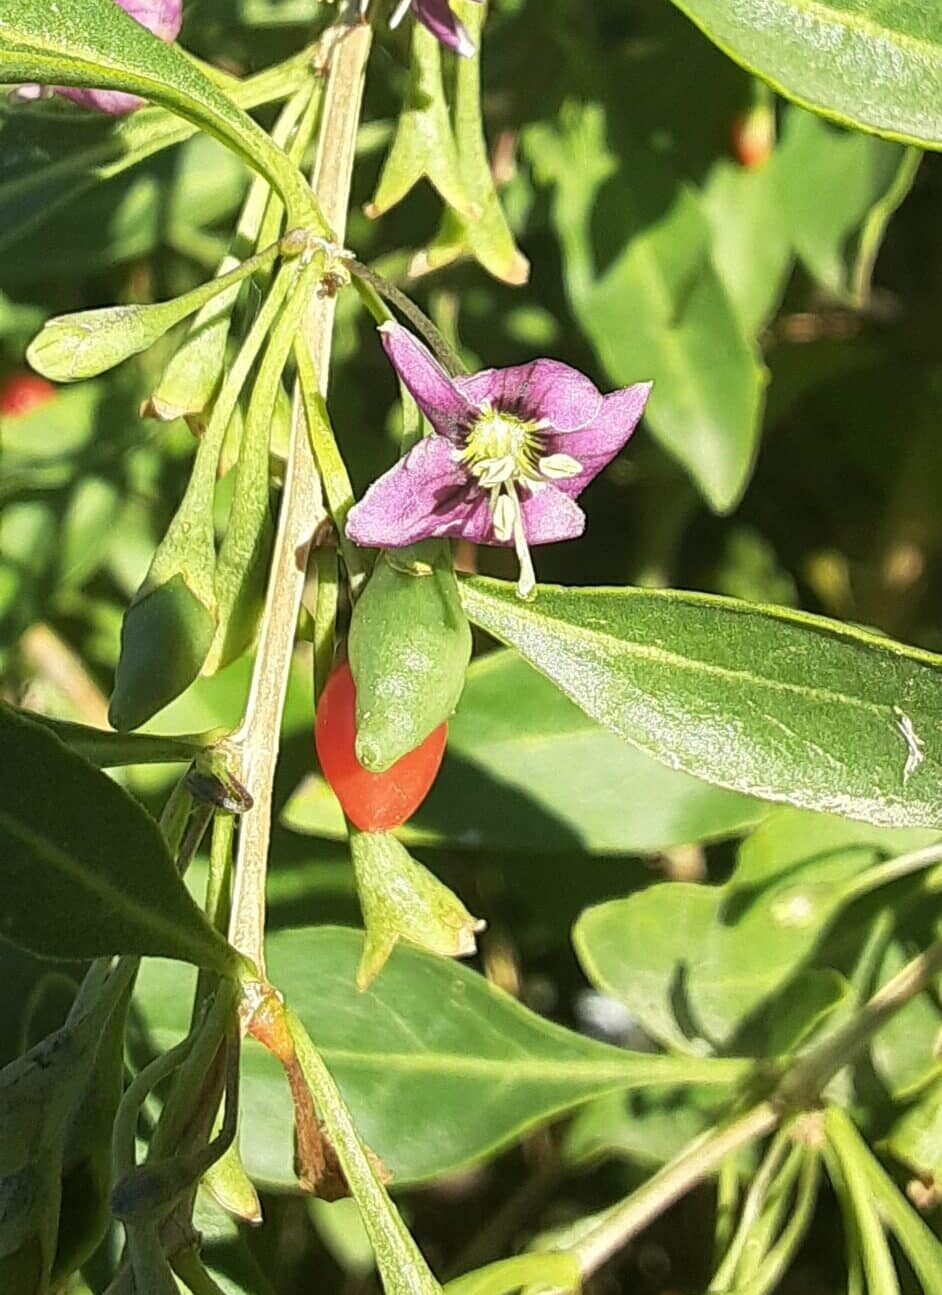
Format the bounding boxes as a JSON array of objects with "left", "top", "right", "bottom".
[
  {"left": 0, "top": 0, "right": 313, "bottom": 222},
  {"left": 526, "top": 101, "right": 764, "bottom": 511},
  {"left": 133, "top": 927, "right": 747, "bottom": 1185},
  {"left": 0, "top": 706, "right": 236, "bottom": 971},
  {"left": 665, "top": 0, "right": 942, "bottom": 150}
]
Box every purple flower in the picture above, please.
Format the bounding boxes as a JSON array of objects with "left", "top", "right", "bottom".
[
  {"left": 57, "top": 0, "right": 182, "bottom": 115},
  {"left": 388, "top": 0, "right": 483, "bottom": 58},
  {"left": 346, "top": 323, "right": 652, "bottom": 597}
]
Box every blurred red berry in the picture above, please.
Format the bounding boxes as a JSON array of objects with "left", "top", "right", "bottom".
[
  {"left": 315, "top": 661, "right": 447, "bottom": 832},
  {"left": 0, "top": 372, "right": 56, "bottom": 418}
]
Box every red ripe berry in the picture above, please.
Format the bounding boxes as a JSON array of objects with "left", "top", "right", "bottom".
[
  {"left": 315, "top": 661, "right": 447, "bottom": 832},
  {"left": 0, "top": 372, "right": 56, "bottom": 418}
]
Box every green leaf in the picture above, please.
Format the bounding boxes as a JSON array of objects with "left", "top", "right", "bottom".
[
  {"left": 0, "top": 0, "right": 317, "bottom": 226},
  {"left": 664, "top": 0, "right": 942, "bottom": 150},
  {"left": 444, "top": 1254, "right": 582, "bottom": 1295},
  {"left": 412, "top": 0, "right": 529, "bottom": 285},
  {"left": 133, "top": 927, "right": 747, "bottom": 1186},
  {"left": 26, "top": 246, "right": 277, "bottom": 382},
  {"left": 700, "top": 155, "right": 792, "bottom": 334},
  {"left": 563, "top": 1086, "right": 721, "bottom": 1170},
  {"left": 206, "top": 263, "right": 315, "bottom": 673},
  {"left": 526, "top": 101, "right": 764, "bottom": 511},
  {"left": 869, "top": 939, "right": 942, "bottom": 1099},
  {"left": 16, "top": 713, "right": 219, "bottom": 768},
  {"left": 826, "top": 1107, "right": 942, "bottom": 1292},
  {"left": 460, "top": 576, "right": 942, "bottom": 829},
  {"left": 573, "top": 807, "right": 933, "bottom": 1052},
  {"left": 0, "top": 131, "right": 246, "bottom": 284},
  {"left": 0, "top": 706, "right": 236, "bottom": 971},
  {"left": 286, "top": 1009, "right": 444, "bottom": 1295},
  {"left": 774, "top": 108, "right": 907, "bottom": 300},
  {"left": 366, "top": 25, "right": 474, "bottom": 219},
  {"left": 0, "top": 969, "right": 129, "bottom": 1286},
  {"left": 285, "top": 649, "right": 764, "bottom": 855},
  {"left": 883, "top": 1075, "right": 942, "bottom": 1188}
]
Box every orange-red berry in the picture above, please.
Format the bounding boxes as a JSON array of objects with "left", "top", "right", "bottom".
[{"left": 314, "top": 662, "right": 446, "bottom": 832}]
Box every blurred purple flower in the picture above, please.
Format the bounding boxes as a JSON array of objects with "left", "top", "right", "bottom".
[
  {"left": 50, "top": 0, "right": 182, "bottom": 115},
  {"left": 347, "top": 323, "right": 652, "bottom": 597},
  {"left": 388, "top": 0, "right": 483, "bottom": 58}
]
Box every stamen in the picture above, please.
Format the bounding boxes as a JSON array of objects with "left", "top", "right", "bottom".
[
  {"left": 513, "top": 507, "right": 537, "bottom": 600},
  {"left": 389, "top": 0, "right": 412, "bottom": 27},
  {"left": 474, "top": 457, "right": 515, "bottom": 487},
  {"left": 492, "top": 494, "right": 515, "bottom": 542},
  {"left": 538, "top": 453, "right": 582, "bottom": 480}
]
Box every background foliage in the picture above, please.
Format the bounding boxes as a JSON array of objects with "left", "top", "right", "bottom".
[{"left": 5, "top": 1, "right": 942, "bottom": 1292}]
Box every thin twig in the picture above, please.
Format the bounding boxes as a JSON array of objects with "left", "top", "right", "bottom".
[
  {"left": 348, "top": 257, "right": 467, "bottom": 376},
  {"left": 559, "top": 929, "right": 942, "bottom": 1285},
  {"left": 569, "top": 1104, "right": 780, "bottom": 1281},
  {"left": 226, "top": 17, "right": 372, "bottom": 976}
]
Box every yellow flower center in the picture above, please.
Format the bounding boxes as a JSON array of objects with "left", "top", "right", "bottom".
[
  {"left": 455, "top": 403, "right": 584, "bottom": 601},
  {"left": 458, "top": 405, "right": 544, "bottom": 487}
]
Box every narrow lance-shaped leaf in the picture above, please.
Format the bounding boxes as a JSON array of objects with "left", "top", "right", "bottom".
[
  {"left": 17, "top": 712, "right": 221, "bottom": 768},
  {"left": 288, "top": 1008, "right": 445, "bottom": 1295},
  {"left": 366, "top": 23, "right": 475, "bottom": 219},
  {"left": 0, "top": 706, "right": 237, "bottom": 971},
  {"left": 412, "top": 0, "right": 529, "bottom": 285},
  {"left": 145, "top": 83, "right": 317, "bottom": 423},
  {"left": 0, "top": 960, "right": 135, "bottom": 1288},
  {"left": 460, "top": 576, "right": 942, "bottom": 829},
  {"left": 0, "top": 0, "right": 320, "bottom": 226},
  {"left": 825, "top": 1107, "right": 942, "bottom": 1292},
  {"left": 27, "top": 242, "right": 280, "bottom": 382},
  {"left": 109, "top": 267, "right": 294, "bottom": 730},
  {"left": 206, "top": 260, "right": 318, "bottom": 673},
  {"left": 665, "top": 0, "right": 942, "bottom": 151},
  {"left": 444, "top": 1254, "right": 582, "bottom": 1295}
]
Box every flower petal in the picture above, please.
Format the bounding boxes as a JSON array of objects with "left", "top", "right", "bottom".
[
  {"left": 59, "top": 87, "right": 146, "bottom": 114},
  {"left": 544, "top": 381, "right": 652, "bottom": 497},
  {"left": 346, "top": 435, "right": 486, "bottom": 547},
  {"left": 519, "top": 485, "right": 586, "bottom": 543},
  {"left": 411, "top": 0, "right": 479, "bottom": 56},
  {"left": 458, "top": 359, "right": 603, "bottom": 432},
  {"left": 379, "top": 322, "right": 475, "bottom": 442},
  {"left": 119, "top": 0, "right": 182, "bottom": 40}
]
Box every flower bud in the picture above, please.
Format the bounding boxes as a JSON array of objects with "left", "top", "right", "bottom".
[
  {"left": 349, "top": 828, "right": 484, "bottom": 989},
  {"left": 730, "top": 102, "right": 776, "bottom": 170},
  {"left": 349, "top": 541, "right": 471, "bottom": 772},
  {"left": 109, "top": 574, "right": 217, "bottom": 732},
  {"left": 201, "top": 1143, "right": 262, "bottom": 1225}
]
